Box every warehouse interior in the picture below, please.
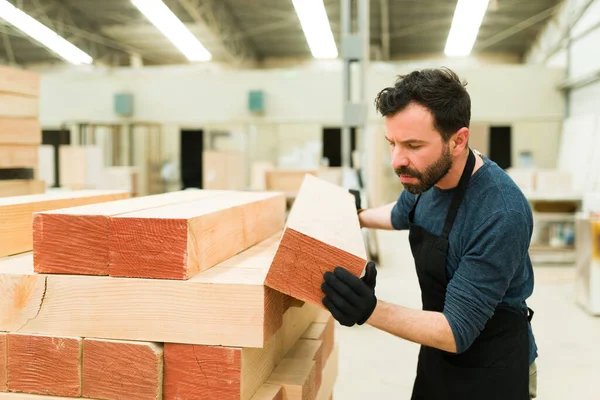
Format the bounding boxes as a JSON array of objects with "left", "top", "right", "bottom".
[{"left": 0, "top": 0, "right": 599, "bottom": 399}]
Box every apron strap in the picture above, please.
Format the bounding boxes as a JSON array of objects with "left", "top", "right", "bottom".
[{"left": 441, "top": 149, "right": 476, "bottom": 239}]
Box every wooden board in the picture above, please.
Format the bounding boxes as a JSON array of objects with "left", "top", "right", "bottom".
[
  {"left": 0, "top": 66, "right": 39, "bottom": 97},
  {"left": 250, "top": 384, "right": 283, "bottom": 400},
  {"left": 0, "top": 394, "right": 100, "bottom": 400},
  {"left": 266, "top": 358, "right": 317, "bottom": 400},
  {"left": 0, "top": 94, "right": 38, "bottom": 118},
  {"left": 0, "top": 190, "right": 129, "bottom": 258},
  {"left": 58, "top": 146, "right": 104, "bottom": 190},
  {"left": 0, "top": 168, "right": 34, "bottom": 180},
  {"left": 301, "top": 316, "right": 335, "bottom": 369},
  {"left": 315, "top": 345, "right": 338, "bottom": 400},
  {"left": 0, "top": 118, "right": 41, "bottom": 145},
  {"left": 109, "top": 191, "right": 286, "bottom": 279},
  {"left": 0, "top": 234, "right": 286, "bottom": 348},
  {"left": 265, "top": 170, "right": 316, "bottom": 192},
  {"left": 82, "top": 339, "right": 163, "bottom": 400},
  {"left": 0, "top": 145, "right": 38, "bottom": 169},
  {"left": 266, "top": 174, "right": 367, "bottom": 306},
  {"left": 163, "top": 301, "right": 318, "bottom": 400},
  {"left": 33, "top": 190, "right": 229, "bottom": 276},
  {"left": 286, "top": 339, "right": 324, "bottom": 391},
  {"left": 0, "top": 180, "right": 44, "bottom": 197},
  {"left": 0, "top": 333, "right": 5, "bottom": 392},
  {"left": 7, "top": 334, "right": 81, "bottom": 397}
]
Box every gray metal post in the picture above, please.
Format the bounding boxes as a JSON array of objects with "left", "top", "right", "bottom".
[{"left": 341, "top": 0, "right": 369, "bottom": 170}]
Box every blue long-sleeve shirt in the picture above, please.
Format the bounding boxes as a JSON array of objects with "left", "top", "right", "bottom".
[{"left": 391, "top": 155, "right": 538, "bottom": 365}]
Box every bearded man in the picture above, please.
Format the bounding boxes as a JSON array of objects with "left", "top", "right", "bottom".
[{"left": 320, "top": 68, "right": 538, "bottom": 400}]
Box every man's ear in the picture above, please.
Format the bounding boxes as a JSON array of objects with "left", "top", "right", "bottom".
[{"left": 450, "top": 127, "right": 469, "bottom": 156}]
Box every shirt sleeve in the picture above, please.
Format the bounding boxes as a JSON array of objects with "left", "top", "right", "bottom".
[
  {"left": 390, "top": 190, "right": 417, "bottom": 230},
  {"left": 442, "top": 210, "right": 530, "bottom": 354}
]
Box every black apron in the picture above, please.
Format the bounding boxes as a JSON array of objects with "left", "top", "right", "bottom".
[{"left": 409, "top": 149, "right": 531, "bottom": 400}]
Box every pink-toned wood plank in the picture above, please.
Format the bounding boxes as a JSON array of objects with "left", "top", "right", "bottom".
[
  {"left": 82, "top": 339, "right": 163, "bottom": 400},
  {"left": 33, "top": 190, "right": 224, "bottom": 275},
  {"left": 0, "top": 118, "right": 41, "bottom": 145},
  {"left": 7, "top": 334, "right": 81, "bottom": 397},
  {"left": 266, "top": 175, "right": 366, "bottom": 306},
  {"left": 109, "top": 191, "right": 285, "bottom": 280},
  {"left": 0, "top": 66, "right": 39, "bottom": 97}
]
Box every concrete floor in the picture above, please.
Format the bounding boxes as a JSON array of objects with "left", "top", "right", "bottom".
[{"left": 333, "top": 230, "right": 600, "bottom": 399}]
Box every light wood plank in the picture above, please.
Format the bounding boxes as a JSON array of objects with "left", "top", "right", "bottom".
[
  {"left": 250, "top": 384, "right": 283, "bottom": 400},
  {"left": 0, "top": 66, "right": 39, "bottom": 97},
  {"left": 163, "top": 301, "right": 318, "bottom": 400},
  {"left": 33, "top": 190, "right": 229, "bottom": 276},
  {"left": 0, "top": 94, "right": 38, "bottom": 118},
  {"left": 266, "top": 358, "right": 317, "bottom": 400},
  {"left": 0, "top": 145, "right": 38, "bottom": 169},
  {"left": 0, "top": 118, "right": 40, "bottom": 145},
  {"left": 109, "top": 191, "right": 286, "bottom": 279},
  {"left": 0, "top": 190, "right": 129, "bottom": 258},
  {"left": 286, "top": 339, "right": 324, "bottom": 391},
  {"left": 82, "top": 339, "right": 163, "bottom": 400},
  {"left": 0, "top": 180, "right": 44, "bottom": 197},
  {"left": 315, "top": 345, "right": 338, "bottom": 400},
  {"left": 266, "top": 174, "right": 367, "bottom": 306},
  {"left": 0, "top": 333, "right": 6, "bottom": 392},
  {"left": 7, "top": 333, "right": 81, "bottom": 397},
  {"left": 0, "top": 234, "right": 286, "bottom": 348}
]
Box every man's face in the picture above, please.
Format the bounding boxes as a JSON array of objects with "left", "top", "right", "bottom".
[{"left": 384, "top": 103, "right": 453, "bottom": 194}]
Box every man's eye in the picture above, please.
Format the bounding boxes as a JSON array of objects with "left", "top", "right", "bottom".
[{"left": 407, "top": 144, "right": 421, "bottom": 149}]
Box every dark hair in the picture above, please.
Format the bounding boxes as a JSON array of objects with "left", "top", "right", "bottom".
[{"left": 374, "top": 68, "right": 471, "bottom": 141}]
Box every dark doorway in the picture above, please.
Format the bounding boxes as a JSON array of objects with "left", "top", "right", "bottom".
[
  {"left": 42, "top": 129, "right": 71, "bottom": 187},
  {"left": 489, "top": 126, "right": 512, "bottom": 170},
  {"left": 322, "top": 127, "right": 357, "bottom": 167},
  {"left": 180, "top": 129, "right": 204, "bottom": 189}
]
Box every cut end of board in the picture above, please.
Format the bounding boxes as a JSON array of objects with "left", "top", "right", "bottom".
[
  {"left": 109, "top": 217, "right": 189, "bottom": 280},
  {"left": 33, "top": 213, "right": 110, "bottom": 275},
  {"left": 265, "top": 228, "right": 367, "bottom": 307}
]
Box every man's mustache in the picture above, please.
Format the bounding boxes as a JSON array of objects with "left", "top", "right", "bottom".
[{"left": 395, "top": 167, "right": 422, "bottom": 179}]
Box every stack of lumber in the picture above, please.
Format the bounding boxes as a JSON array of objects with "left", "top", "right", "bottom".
[
  {"left": 0, "top": 66, "right": 44, "bottom": 197},
  {"left": 0, "top": 186, "right": 341, "bottom": 400}
]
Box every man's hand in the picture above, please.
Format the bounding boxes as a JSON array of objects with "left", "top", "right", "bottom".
[{"left": 321, "top": 261, "right": 377, "bottom": 327}]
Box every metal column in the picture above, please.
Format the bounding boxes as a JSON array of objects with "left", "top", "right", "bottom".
[{"left": 341, "top": 0, "right": 369, "bottom": 171}]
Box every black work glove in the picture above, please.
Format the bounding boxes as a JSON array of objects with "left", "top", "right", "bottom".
[{"left": 321, "top": 261, "right": 377, "bottom": 327}]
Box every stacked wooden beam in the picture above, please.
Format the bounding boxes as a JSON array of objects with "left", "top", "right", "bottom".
[
  {"left": 0, "top": 66, "right": 44, "bottom": 197},
  {"left": 0, "top": 187, "right": 341, "bottom": 399}
]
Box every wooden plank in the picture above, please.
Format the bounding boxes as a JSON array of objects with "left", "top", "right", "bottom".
[
  {"left": 301, "top": 317, "right": 335, "bottom": 368},
  {"left": 250, "top": 384, "right": 283, "bottom": 400},
  {"left": 163, "top": 301, "right": 318, "bottom": 400},
  {"left": 266, "top": 358, "right": 317, "bottom": 400},
  {"left": 0, "top": 66, "right": 39, "bottom": 97},
  {"left": 33, "top": 190, "right": 229, "bottom": 276},
  {"left": 0, "top": 180, "right": 44, "bottom": 197},
  {"left": 0, "top": 118, "right": 41, "bottom": 145},
  {"left": 0, "top": 145, "right": 38, "bottom": 169},
  {"left": 82, "top": 339, "right": 163, "bottom": 400},
  {"left": 0, "top": 234, "right": 286, "bottom": 348},
  {"left": 266, "top": 174, "right": 367, "bottom": 306},
  {"left": 286, "top": 339, "right": 324, "bottom": 392},
  {"left": 0, "top": 94, "right": 38, "bottom": 118},
  {"left": 315, "top": 346, "right": 338, "bottom": 400},
  {"left": 265, "top": 170, "right": 316, "bottom": 192},
  {"left": 0, "top": 190, "right": 129, "bottom": 258},
  {"left": 7, "top": 334, "right": 81, "bottom": 397},
  {"left": 0, "top": 394, "right": 101, "bottom": 400},
  {"left": 109, "top": 191, "right": 286, "bottom": 280},
  {"left": 0, "top": 168, "right": 34, "bottom": 180},
  {"left": 0, "top": 333, "right": 5, "bottom": 392}
]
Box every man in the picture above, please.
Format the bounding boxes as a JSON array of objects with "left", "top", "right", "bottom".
[{"left": 320, "top": 68, "right": 537, "bottom": 400}]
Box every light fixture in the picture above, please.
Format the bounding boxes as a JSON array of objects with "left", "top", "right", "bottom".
[
  {"left": 131, "top": 0, "right": 211, "bottom": 62},
  {"left": 444, "top": 0, "right": 490, "bottom": 57},
  {"left": 0, "top": 0, "right": 92, "bottom": 65},
  {"left": 292, "top": 0, "right": 338, "bottom": 59}
]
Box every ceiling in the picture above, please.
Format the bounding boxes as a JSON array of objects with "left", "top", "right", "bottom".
[{"left": 0, "top": 0, "right": 564, "bottom": 67}]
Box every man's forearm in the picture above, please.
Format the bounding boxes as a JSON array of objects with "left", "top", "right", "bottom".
[
  {"left": 359, "top": 202, "right": 396, "bottom": 229},
  {"left": 367, "top": 300, "right": 457, "bottom": 353}
]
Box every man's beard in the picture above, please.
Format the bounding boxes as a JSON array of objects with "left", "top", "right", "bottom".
[{"left": 395, "top": 145, "right": 453, "bottom": 194}]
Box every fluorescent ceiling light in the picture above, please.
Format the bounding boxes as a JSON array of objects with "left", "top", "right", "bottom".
[
  {"left": 0, "top": 0, "right": 92, "bottom": 65},
  {"left": 444, "top": 0, "right": 490, "bottom": 57},
  {"left": 131, "top": 0, "right": 211, "bottom": 62},
  {"left": 292, "top": 0, "right": 338, "bottom": 59}
]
